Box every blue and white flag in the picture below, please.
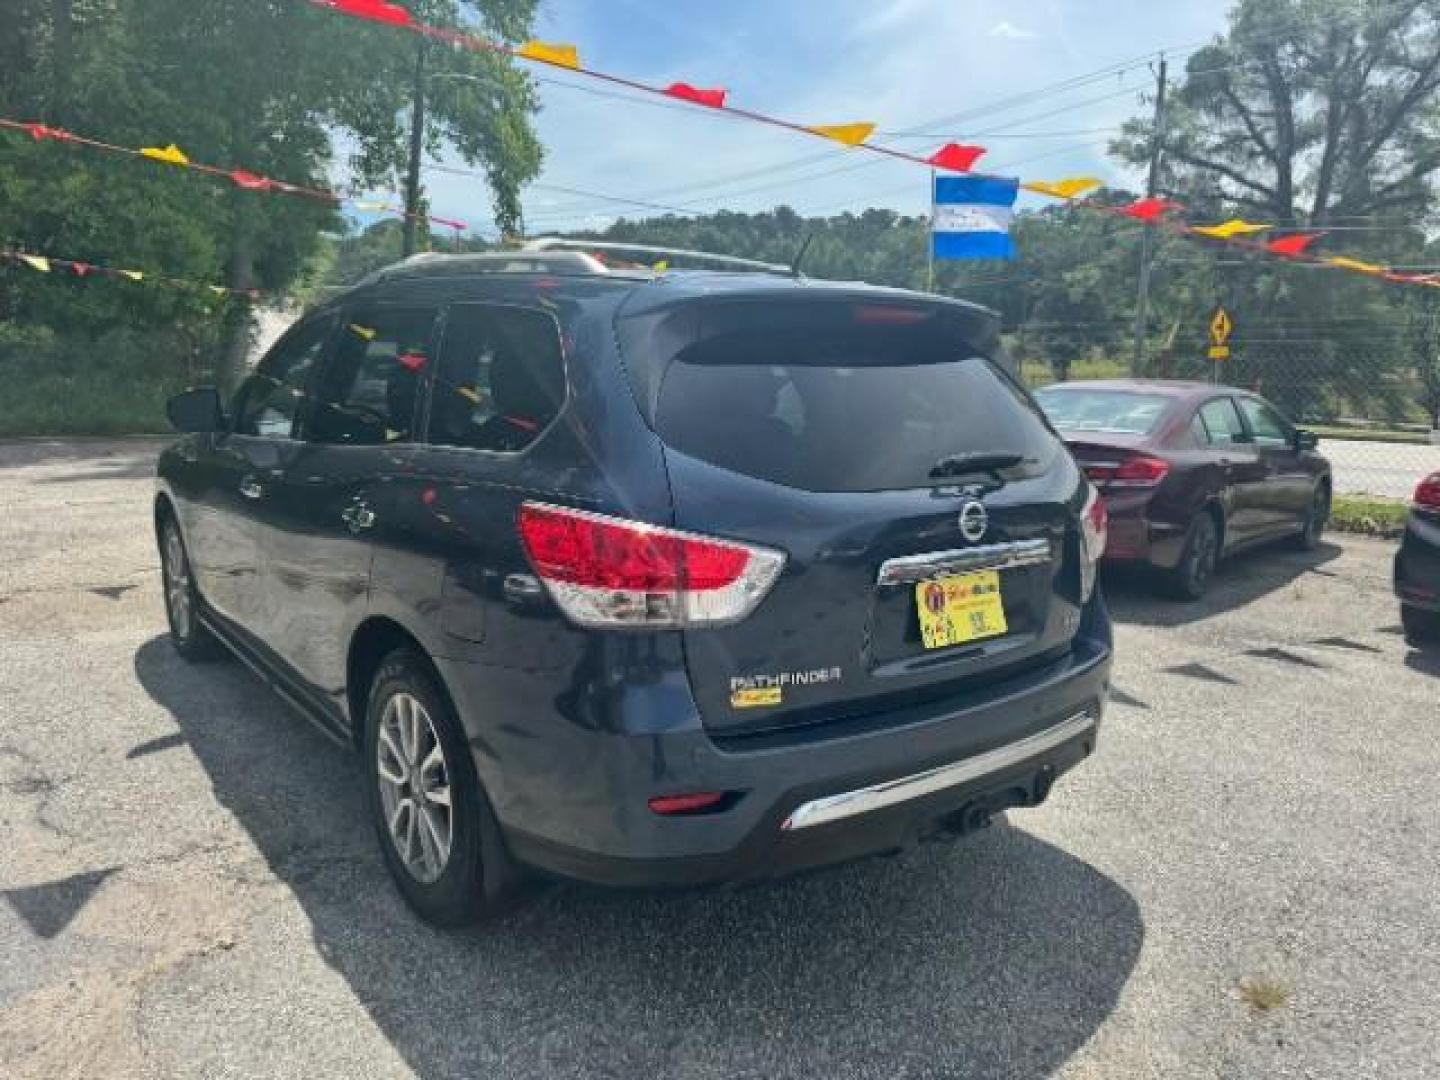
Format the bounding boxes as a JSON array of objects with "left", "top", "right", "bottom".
[{"left": 932, "top": 175, "right": 1019, "bottom": 260}]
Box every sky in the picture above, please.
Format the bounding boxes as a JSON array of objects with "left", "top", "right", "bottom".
[{"left": 385, "top": 0, "right": 1235, "bottom": 237}]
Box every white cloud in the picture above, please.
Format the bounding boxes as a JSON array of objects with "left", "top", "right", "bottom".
[{"left": 989, "top": 20, "right": 1040, "bottom": 40}]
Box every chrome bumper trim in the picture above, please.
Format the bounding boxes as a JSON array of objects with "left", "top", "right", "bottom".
[
  {"left": 876, "top": 538, "right": 1051, "bottom": 586},
  {"left": 780, "top": 709, "right": 1097, "bottom": 831}
]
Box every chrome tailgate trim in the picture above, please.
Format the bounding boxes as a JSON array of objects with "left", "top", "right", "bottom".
[
  {"left": 780, "top": 708, "right": 1096, "bottom": 831},
  {"left": 876, "top": 538, "right": 1052, "bottom": 585}
]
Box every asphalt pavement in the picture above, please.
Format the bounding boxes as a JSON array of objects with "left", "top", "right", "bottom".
[{"left": 3, "top": 438, "right": 1439, "bottom": 1079}]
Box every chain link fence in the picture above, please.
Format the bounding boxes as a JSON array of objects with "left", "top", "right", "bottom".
[{"left": 1016, "top": 318, "right": 1440, "bottom": 500}]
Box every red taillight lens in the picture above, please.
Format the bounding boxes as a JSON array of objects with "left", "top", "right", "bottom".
[
  {"left": 648, "top": 791, "right": 728, "bottom": 815},
  {"left": 1093, "top": 453, "right": 1170, "bottom": 487},
  {"left": 517, "top": 503, "right": 786, "bottom": 627},
  {"left": 1414, "top": 473, "right": 1440, "bottom": 509}
]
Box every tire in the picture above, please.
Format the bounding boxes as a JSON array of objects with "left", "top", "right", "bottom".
[
  {"left": 1290, "top": 481, "right": 1330, "bottom": 551},
  {"left": 159, "top": 515, "right": 224, "bottom": 662},
  {"left": 1160, "top": 511, "right": 1220, "bottom": 601},
  {"left": 1402, "top": 604, "right": 1440, "bottom": 647},
  {"left": 364, "top": 648, "right": 522, "bottom": 926}
]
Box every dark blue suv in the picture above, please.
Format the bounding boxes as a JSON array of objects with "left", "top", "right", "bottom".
[{"left": 157, "top": 247, "right": 1113, "bottom": 925}]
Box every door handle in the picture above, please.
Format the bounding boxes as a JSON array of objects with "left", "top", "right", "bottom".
[
  {"left": 239, "top": 476, "right": 263, "bottom": 500},
  {"left": 341, "top": 503, "right": 376, "bottom": 533}
]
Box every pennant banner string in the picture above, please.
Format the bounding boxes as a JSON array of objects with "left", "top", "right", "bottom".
[
  {"left": 307, "top": 0, "right": 1433, "bottom": 290},
  {"left": 0, "top": 117, "right": 464, "bottom": 232},
  {"left": 2, "top": 248, "right": 266, "bottom": 298}
]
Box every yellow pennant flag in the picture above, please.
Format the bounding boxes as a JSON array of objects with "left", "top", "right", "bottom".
[
  {"left": 1190, "top": 218, "right": 1271, "bottom": 239},
  {"left": 353, "top": 200, "right": 391, "bottom": 212},
  {"left": 807, "top": 122, "right": 876, "bottom": 147},
  {"left": 653, "top": 259, "right": 669, "bottom": 271},
  {"left": 1327, "top": 255, "right": 1385, "bottom": 275},
  {"left": 208, "top": 286, "right": 229, "bottom": 296},
  {"left": 349, "top": 323, "right": 378, "bottom": 340},
  {"left": 517, "top": 40, "right": 580, "bottom": 69},
  {"left": 119, "top": 270, "right": 145, "bottom": 281},
  {"left": 17, "top": 254, "right": 51, "bottom": 273},
  {"left": 1021, "top": 176, "right": 1102, "bottom": 199},
  {"left": 141, "top": 143, "right": 191, "bottom": 166}
]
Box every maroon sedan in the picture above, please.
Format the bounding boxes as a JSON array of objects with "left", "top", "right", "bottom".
[{"left": 1032, "top": 380, "right": 1332, "bottom": 599}]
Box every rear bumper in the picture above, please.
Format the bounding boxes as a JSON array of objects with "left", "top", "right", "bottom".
[
  {"left": 1099, "top": 492, "right": 1187, "bottom": 569},
  {"left": 447, "top": 616, "right": 1112, "bottom": 889},
  {"left": 1395, "top": 510, "right": 1440, "bottom": 611}
]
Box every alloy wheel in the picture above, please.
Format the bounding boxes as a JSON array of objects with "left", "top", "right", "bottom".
[
  {"left": 375, "top": 692, "right": 453, "bottom": 884},
  {"left": 163, "top": 525, "right": 192, "bottom": 639}
]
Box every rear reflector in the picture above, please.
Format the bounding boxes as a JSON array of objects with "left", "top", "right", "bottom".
[
  {"left": 1087, "top": 454, "right": 1170, "bottom": 488},
  {"left": 1079, "top": 484, "right": 1108, "bottom": 602},
  {"left": 517, "top": 502, "right": 786, "bottom": 627},
  {"left": 648, "top": 791, "right": 728, "bottom": 815},
  {"left": 1414, "top": 473, "right": 1440, "bottom": 509}
]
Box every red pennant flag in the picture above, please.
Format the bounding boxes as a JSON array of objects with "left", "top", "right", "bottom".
[
  {"left": 1265, "top": 232, "right": 1324, "bottom": 256},
  {"left": 665, "top": 82, "right": 728, "bottom": 109},
  {"left": 926, "top": 142, "right": 987, "bottom": 173},
  {"left": 323, "top": 0, "right": 415, "bottom": 26},
  {"left": 24, "top": 122, "right": 71, "bottom": 141},
  {"left": 430, "top": 213, "right": 467, "bottom": 231},
  {"left": 1119, "top": 196, "right": 1181, "bottom": 221},
  {"left": 397, "top": 352, "right": 427, "bottom": 372},
  {"left": 231, "top": 169, "right": 274, "bottom": 191},
  {"left": 70, "top": 261, "right": 92, "bottom": 277}
]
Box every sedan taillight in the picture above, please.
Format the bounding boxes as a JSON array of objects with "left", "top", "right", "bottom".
[
  {"left": 517, "top": 502, "right": 786, "bottom": 628},
  {"left": 1087, "top": 453, "right": 1171, "bottom": 488},
  {"left": 1414, "top": 473, "right": 1440, "bottom": 510}
]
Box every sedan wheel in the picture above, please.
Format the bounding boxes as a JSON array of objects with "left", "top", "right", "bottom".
[{"left": 1162, "top": 513, "right": 1219, "bottom": 601}]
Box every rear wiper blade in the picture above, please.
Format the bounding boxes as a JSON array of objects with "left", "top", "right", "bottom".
[{"left": 928, "top": 452, "right": 1025, "bottom": 479}]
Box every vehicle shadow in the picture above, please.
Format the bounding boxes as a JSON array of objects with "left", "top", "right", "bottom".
[
  {"left": 133, "top": 635, "right": 1142, "bottom": 1080},
  {"left": 1403, "top": 645, "right": 1440, "bottom": 677},
  {"left": 1104, "top": 540, "right": 1343, "bottom": 628}
]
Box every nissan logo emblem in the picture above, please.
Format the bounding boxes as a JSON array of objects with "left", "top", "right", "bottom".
[{"left": 959, "top": 501, "right": 988, "bottom": 542}]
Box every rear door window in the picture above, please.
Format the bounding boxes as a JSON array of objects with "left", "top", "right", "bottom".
[
  {"left": 650, "top": 300, "right": 1055, "bottom": 492},
  {"left": 428, "top": 303, "right": 566, "bottom": 453},
  {"left": 1197, "top": 398, "right": 1247, "bottom": 446}
]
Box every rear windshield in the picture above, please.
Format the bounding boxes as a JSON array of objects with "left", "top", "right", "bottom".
[
  {"left": 1033, "top": 387, "right": 1171, "bottom": 434},
  {"left": 651, "top": 300, "right": 1056, "bottom": 492}
]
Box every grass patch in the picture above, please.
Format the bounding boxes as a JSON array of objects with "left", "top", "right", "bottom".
[
  {"left": 1237, "top": 976, "right": 1293, "bottom": 1012},
  {"left": 1330, "top": 494, "right": 1409, "bottom": 539}
]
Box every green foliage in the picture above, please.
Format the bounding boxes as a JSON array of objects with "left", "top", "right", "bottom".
[{"left": 1, "top": 0, "right": 542, "bottom": 433}]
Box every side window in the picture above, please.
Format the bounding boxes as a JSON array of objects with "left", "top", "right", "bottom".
[
  {"left": 428, "top": 303, "right": 566, "bottom": 453},
  {"left": 1189, "top": 413, "right": 1209, "bottom": 447},
  {"left": 1238, "top": 397, "right": 1292, "bottom": 447},
  {"left": 231, "top": 318, "right": 332, "bottom": 438},
  {"left": 307, "top": 306, "right": 438, "bottom": 446},
  {"left": 1198, "top": 398, "right": 1247, "bottom": 446}
]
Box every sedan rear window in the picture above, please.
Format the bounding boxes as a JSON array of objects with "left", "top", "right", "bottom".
[
  {"left": 651, "top": 300, "right": 1056, "bottom": 492},
  {"left": 1033, "top": 388, "right": 1171, "bottom": 434}
]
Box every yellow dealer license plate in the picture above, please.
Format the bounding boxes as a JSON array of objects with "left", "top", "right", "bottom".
[{"left": 916, "top": 570, "right": 1008, "bottom": 650}]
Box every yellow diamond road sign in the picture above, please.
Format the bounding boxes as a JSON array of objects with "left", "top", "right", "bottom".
[{"left": 1209, "top": 307, "right": 1233, "bottom": 347}]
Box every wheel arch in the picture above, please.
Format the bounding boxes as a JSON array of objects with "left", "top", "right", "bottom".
[{"left": 345, "top": 616, "right": 453, "bottom": 750}]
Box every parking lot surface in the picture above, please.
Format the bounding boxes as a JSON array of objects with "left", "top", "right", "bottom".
[{"left": 3, "top": 438, "right": 1438, "bottom": 1080}]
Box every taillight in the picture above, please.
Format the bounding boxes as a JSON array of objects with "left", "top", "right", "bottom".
[
  {"left": 648, "top": 791, "right": 729, "bottom": 815},
  {"left": 1414, "top": 473, "right": 1440, "bottom": 509},
  {"left": 1079, "top": 484, "right": 1108, "bottom": 603},
  {"left": 1088, "top": 454, "right": 1170, "bottom": 488},
  {"left": 517, "top": 502, "right": 786, "bottom": 627}
]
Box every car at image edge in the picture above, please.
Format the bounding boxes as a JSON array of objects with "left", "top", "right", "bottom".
[
  {"left": 1395, "top": 471, "right": 1440, "bottom": 645},
  {"left": 1033, "top": 379, "right": 1332, "bottom": 600},
  {"left": 155, "top": 248, "right": 1113, "bottom": 925}
]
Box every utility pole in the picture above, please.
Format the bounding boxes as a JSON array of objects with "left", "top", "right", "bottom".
[
  {"left": 1130, "top": 54, "right": 1168, "bottom": 376},
  {"left": 402, "top": 38, "right": 430, "bottom": 257}
]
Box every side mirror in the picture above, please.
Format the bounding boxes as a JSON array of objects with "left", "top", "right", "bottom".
[
  {"left": 1294, "top": 429, "right": 1319, "bottom": 453},
  {"left": 166, "top": 387, "right": 224, "bottom": 433}
]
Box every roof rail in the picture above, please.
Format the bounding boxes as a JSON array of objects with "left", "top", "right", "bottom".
[{"left": 522, "top": 237, "right": 790, "bottom": 275}]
